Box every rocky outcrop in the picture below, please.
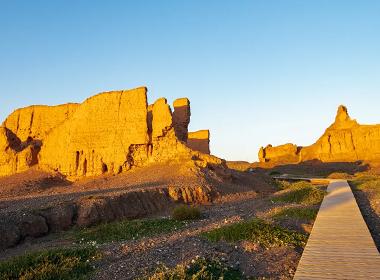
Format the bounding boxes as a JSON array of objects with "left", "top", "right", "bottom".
[
  {"left": 187, "top": 130, "right": 210, "bottom": 154},
  {"left": 0, "top": 127, "right": 41, "bottom": 176},
  {"left": 3, "top": 104, "right": 79, "bottom": 142},
  {"left": 173, "top": 98, "right": 191, "bottom": 142},
  {"left": 39, "top": 88, "right": 149, "bottom": 177},
  {"left": 258, "top": 105, "right": 380, "bottom": 164},
  {"left": 258, "top": 143, "right": 299, "bottom": 164},
  {"left": 0, "top": 87, "right": 218, "bottom": 178}
]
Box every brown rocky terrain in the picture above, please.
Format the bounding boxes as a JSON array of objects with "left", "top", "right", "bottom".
[{"left": 259, "top": 105, "right": 380, "bottom": 166}]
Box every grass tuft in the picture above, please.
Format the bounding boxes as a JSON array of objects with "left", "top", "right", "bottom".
[
  {"left": 142, "top": 257, "right": 242, "bottom": 280},
  {"left": 73, "top": 218, "right": 185, "bottom": 244},
  {"left": 201, "top": 218, "right": 307, "bottom": 248},
  {"left": 172, "top": 206, "right": 201, "bottom": 221},
  {"left": 0, "top": 247, "right": 98, "bottom": 280}
]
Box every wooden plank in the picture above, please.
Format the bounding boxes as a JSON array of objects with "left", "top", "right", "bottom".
[{"left": 294, "top": 180, "right": 380, "bottom": 279}]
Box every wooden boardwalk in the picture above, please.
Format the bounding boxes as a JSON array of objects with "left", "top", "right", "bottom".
[{"left": 294, "top": 180, "right": 380, "bottom": 279}]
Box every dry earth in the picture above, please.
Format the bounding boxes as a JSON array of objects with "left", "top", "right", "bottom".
[{"left": 0, "top": 163, "right": 314, "bottom": 279}]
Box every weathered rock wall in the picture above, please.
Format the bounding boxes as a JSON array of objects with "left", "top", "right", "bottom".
[
  {"left": 173, "top": 98, "right": 191, "bottom": 142},
  {"left": 187, "top": 130, "right": 210, "bottom": 154},
  {"left": 258, "top": 105, "right": 380, "bottom": 164},
  {"left": 3, "top": 104, "right": 79, "bottom": 142},
  {"left": 258, "top": 143, "right": 299, "bottom": 163},
  {"left": 0, "top": 86, "right": 216, "bottom": 178},
  {"left": 39, "top": 88, "right": 149, "bottom": 177},
  {"left": 0, "top": 127, "right": 40, "bottom": 176}
]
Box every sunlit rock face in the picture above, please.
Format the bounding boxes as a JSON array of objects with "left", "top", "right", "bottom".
[
  {"left": 3, "top": 104, "right": 79, "bottom": 142},
  {"left": 172, "top": 98, "right": 191, "bottom": 142},
  {"left": 259, "top": 105, "right": 380, "bottom": 164},
  {"left": 187, "top": 130, "right": 210, "bottom": 155},
  {"left": 39, "top": 88, "right": 150, "bottom": 177},
  {"left": 0, "top": 87, "right": 219, "bottom": 179}
]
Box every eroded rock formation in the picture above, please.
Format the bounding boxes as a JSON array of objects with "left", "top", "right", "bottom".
[
  {"left": 0, "top": 87, "right": 218, "bottom": 178},
  {"left": 187, "top": 130, "right": 210, "bottom": 154},
  {"left": 173, "top": 98, "right": 191, "bottom": 142},
  {"left": 259, "top": 105, "right": 380, "bottom": 164},
  {"left": 3, "top": 104, "right": 79, "bottom": 142}
]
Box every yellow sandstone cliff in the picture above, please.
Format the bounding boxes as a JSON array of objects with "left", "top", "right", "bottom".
[
  {"left": 0, "top": 87, "right": 219, "bottom": 178},
  {"left": 259, "top": 105, "right": 380, "bottom": 164}
]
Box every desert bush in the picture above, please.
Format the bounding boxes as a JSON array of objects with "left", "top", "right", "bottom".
[
  {"left": 201, "top": 218, "right": 307, "bottom": 248},
  {"left": 172, "top": 206, "right": 201, "bottom": 221},
  {"left": 0, "top": 247, "right": 98, "bottom": 280},
  {"left": 273, "top": 181, "right": 325, "bottom": 205},
  {"left": 143, "top": 257, "right": 242, "bottom": 280}
]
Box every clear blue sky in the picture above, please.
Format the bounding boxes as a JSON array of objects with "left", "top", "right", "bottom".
[{"left": 1, "top": 1, "right": 379, "bottom": 161}]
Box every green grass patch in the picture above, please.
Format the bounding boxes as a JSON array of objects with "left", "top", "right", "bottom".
[
  {"left": 0, "top": 247, "right": 98, "bottom": 280},
  {"left": 350, "top": 176, "right": 380, "bottom": 199},
  {"left": 172, "top": 206, "right": 201, "bottom": 221},
  {"left": 142, "top": 257, "right": 242, "bottom": 280},
  {"left": 273, "top": 207, "right": 318, "bottom": 221},
  {"left": 73, "top": 218, "right": 186, "bottom": 244},
  {"left": 201, "top": 218, "right": 307, "bottom": 248},
  {"left": 273, "top": 181, "right": 325, "bottom": 205}
]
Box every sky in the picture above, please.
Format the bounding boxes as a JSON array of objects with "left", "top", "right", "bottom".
[{"left": 0, "top": 1, "right": 379, "bottom": 161}]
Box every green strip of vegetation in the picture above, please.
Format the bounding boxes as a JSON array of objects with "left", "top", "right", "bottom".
[
  {"left": 273, "top": 207, "right": 318, "bottom": 221},
  {"left": 273, "top": 181, "right": 325, "bottom": 205},
  {"left": 350, "top": 176, "right": 380, "bottom": 199},
  {"left": 0, "top": 247, "right": 98, "bottom": 280},
  {"left": 201, "top": 218, "right": 307, "bottom": 248},
  {"left": 74, "top": 218, "right": 186, "bottom": 244},
  {"left": 172, "top": 205, "right": 201, "bottom": 221},
  {"left": 142, "top": 257, "right": 243, "bottom": 280}
]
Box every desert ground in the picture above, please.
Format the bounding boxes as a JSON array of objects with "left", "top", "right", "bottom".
[{"left": 1, "top": 159, "right": 379, "bottom": 279}]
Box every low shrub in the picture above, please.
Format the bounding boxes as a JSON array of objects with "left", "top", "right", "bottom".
[
  {"left": 172, "top": 206, "right": 201, "bottom": 221},
  {"left": 143, "top": 257, "right": 242, "bottom": 280}
]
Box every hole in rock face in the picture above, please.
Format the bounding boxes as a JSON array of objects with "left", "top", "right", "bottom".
[
  {"left": 75, "top": 151, "right": 80, "bottom": 171},
  {"left": 83, "top": 159, "right": 87, "bottom": 176},
  {"left": 102, "top": 163, "right": 108, "bottom": 173}
]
